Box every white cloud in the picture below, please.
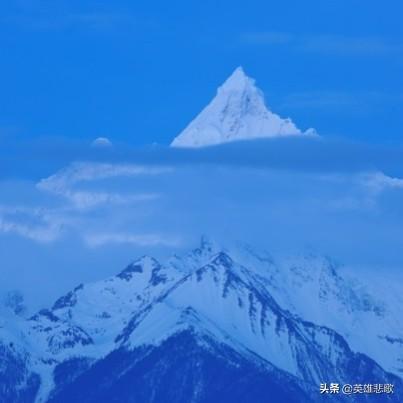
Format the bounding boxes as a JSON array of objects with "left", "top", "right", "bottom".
[
  {"left": 2, "top": 12, "right": 140, "bottom": 32},
  {"left": 0, "top": 162, "right": 174, "bottom": 243},
  {"left": 0, "top": 217, "right": 60, "bottom": 243},
  {"left": 316, "top": 172, "right": 403, "bottom": 212},
  {"left": 0, "top": 205, "right": 65, "bottom": 243},
  {"left": 37, "top": 162, "right": 171, "bottom": 209},
  {"left": 242, "top": 31, "right": 403, "bottom": 56},
  {"left": 38, "top": 162, "right": 172, "bottom": 190},
  {"left": 360, "top": 172, "right": 403, "bottom": 194},
  {"left": 64, "top": 191, "right": 159, "bottom": 209},
  {"left": 84, "top": 232, "right": 181, "bottom": 248},
  {"left": 300, "top": 35, "right": 403, "bottom": 56}
]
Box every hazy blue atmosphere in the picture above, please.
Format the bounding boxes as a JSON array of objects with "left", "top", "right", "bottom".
[
  {"left": 1, "top": 137, "right": 403, "bottom": 309},
  {"left": 1, "top": 1, "right": 403, "bottom": 310}
]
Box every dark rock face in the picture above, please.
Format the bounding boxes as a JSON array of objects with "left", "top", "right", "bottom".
[
  {"left": 52, "top": 290, "right": 78, "bottom": 310},
  {"left": 0, "top": 343, "right": 40, "bottom": 403},
  {"left": 150, "top": 266, "right": 168, "bottom": 286},
  {"left": 116, "top": 263, "right": 143, "bottom": 281}
]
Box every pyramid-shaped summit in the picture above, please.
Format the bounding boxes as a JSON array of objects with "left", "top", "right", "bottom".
[{"left": 171, "top": 67, "right": 316, "bottom": 148}]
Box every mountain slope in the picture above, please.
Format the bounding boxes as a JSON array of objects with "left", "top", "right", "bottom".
[
  {"left": 47, "top": 330, "right": 313, "bottom": 403},
  {"left": 0, "top": 240, "right": 402, "bottom": 402}
]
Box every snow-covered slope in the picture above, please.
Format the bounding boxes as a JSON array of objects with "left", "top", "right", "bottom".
[
  {"left": 1, "top": 239, "right": 402, "bottom": 402},
  {"left": 171, "top": 67, "right": 316, "bottom": 148},
  {"left": 228, "top": 245, "right": 403, "bottom": 378}
]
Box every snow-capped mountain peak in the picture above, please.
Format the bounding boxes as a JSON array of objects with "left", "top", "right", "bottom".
[
  {"left": 2, "top": 239, "right": 403, "bottom": 402},
  {"left": 171, "top": 67, "right": 316, "bottom": 148},
  {"left": 216, "top": 66, "right": 253, "bottom": 93}
]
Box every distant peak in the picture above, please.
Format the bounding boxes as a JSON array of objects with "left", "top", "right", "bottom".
[
  {"left": 171, "top": 68, "right": 317, "bottom": 148},
  {"left": 234, "top": 66, "right": 245, "bottom": 74},
  {"left": 216, "top": 67, "right": 262, "bottom": 102},
  {"left": 92, "top": 137, "right": 112, "bottom": 148},
  {"left": 219, "top": 66, "right": 252, "bottom": 92}
]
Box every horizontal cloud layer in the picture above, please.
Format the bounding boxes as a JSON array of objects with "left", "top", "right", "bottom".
[{"left": 0, "top": 137, "right": 402, "bottom": 310}]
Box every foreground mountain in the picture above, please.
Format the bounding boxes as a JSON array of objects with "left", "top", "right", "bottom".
[
  {"left": 171, "top": 67, "right": 316, "bottom": 147},
  {"left": 1, "top": 239, "right": 402, "bottom": 402}
]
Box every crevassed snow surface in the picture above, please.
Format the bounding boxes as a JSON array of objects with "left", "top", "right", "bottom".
[{"left": 171, "top": 67, "right": 316, "bottom": 148}]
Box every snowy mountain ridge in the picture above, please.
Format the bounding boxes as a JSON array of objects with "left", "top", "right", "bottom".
[
  {"left": 1, "top": 238, "right": 402, "bottom": 402},
  {"left": 171, "top": 67, "right": 317, "bottom": 147}
]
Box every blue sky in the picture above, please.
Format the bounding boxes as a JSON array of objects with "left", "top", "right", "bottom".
[{"left": 1, "top": 0, "right": 402, "bottom": 146}]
